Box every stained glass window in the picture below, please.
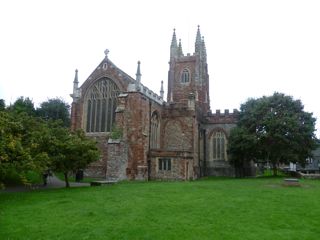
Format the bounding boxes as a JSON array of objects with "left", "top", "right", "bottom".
[
  {"left": 84, "top": 78, "right": 119, "bottom": 133},
  {"left": 212, "top": 131, "right": 226, "bottom": 160}
]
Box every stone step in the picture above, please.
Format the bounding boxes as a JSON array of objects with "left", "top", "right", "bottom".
[
  {"left": 90, "top": 180, "right": 118, "bottom": 186},
  {"left": 283, "top": 178, "right": 300, "bottom": 186}
]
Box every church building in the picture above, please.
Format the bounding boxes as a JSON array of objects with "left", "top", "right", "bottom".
[{"left": 70, "top": 27, "right": 239, "bottom": 180}]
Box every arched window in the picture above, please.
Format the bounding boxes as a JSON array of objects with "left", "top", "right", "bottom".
[
  {"left": 84, "top": 78, "right": 119, "bottom": 133},
  {"left": 181, "top": 69, "right": 190, "bottom": 83},
  {"left": 212, "top": 131, "right": 227, "bottom": 161},
  {"left": 150, "top": 112, "right": 160, "bottom": 149}
]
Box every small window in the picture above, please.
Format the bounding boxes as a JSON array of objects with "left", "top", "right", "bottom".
[
  {"left": 181, "top": 69, "right": 190, "bottom": 83},
  {"left": 150, "top": 112, "right": 160, "bottom": 149},
  {"left": 159, "top": 158, "right": 171, "bottom": 171}
]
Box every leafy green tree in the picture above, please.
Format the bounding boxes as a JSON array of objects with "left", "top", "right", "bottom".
[
  {"left": 228, "top": 127, "right": 258, "bottom": 177},
  {"left": 229, "top": 92, "right": 317, "bottom": 176},
  {"left": 7, "top": 97, "right": 36, "bottom": 116},
  {"left": 18, "top": 113, "right": 51, "bottom": 172},
  {"left": 0, "top": 96, "right": 98, "bottom": 188},
  {"left": 0, "top": 99, "right": 5, "bottom": 111},
  {"left": 0, "top": 111, "right": 24, "bottom": 187},
  {"left": 48, "top": 124, "right": 100, "bottom": 187},
  {"left": 0, "top": 111, "right": 49, "bottom": 188},
  {"left": 37, "top": 98, "right": 70, "bottom": 127}
]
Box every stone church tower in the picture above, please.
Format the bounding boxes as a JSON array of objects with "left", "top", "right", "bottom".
[
  {"left": 168, "top": 26, "right": 210, "bottom": 116},
  {"left": 70, "top": 27, "right": 240, "bottom": 180}
]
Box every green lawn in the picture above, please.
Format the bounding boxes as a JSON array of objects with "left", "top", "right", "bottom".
[{"left": 1, "top": 178, "right": 320, "bottom": 239}]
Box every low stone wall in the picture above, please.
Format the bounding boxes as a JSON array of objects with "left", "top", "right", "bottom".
[
  {"left": 84, "top": 164, "right": 106, "bottom": 178},
  {"left": 206, "top": 167, "right": 235, "bottom": 177},
  {"left": 300, "top": 173, "right": 320, "bottom": 179}
]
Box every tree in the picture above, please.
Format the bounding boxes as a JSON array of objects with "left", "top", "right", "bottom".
[
  {"left": 48, "top": 124, "right": 100, "bottom": 187},
  {"left": 7, "top": 97, "right": 36, "bottom": 116},
  {"left": 0, "top": 111, "right": 24, "bottom": 188},
  {"left": 0, "top": 96, "right": 98, "bottom": 188},
  {"left": 37, "top": 98, "right": 70, "bottom": 127},
  {"left": 228, "top": 127, "right": 258, "bottom": 177},
  {"left": 228, "top": 92, "right": 317, "bottom": 176},
  {"left": 0, "top": 111, "right": 49, "bottom": 188},
  {"left": 0, "top": 99, "right": 5, "bottom": 111}
]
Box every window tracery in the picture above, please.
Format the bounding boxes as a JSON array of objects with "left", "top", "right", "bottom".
[
  {"left": 212, "top": 131, "right": 227, "bottom": 160},
  {"left": 181, "top": 69, "right": 190, "bottom": 83},
  {"left": 84, "top": 78, "right": 119, "bottom": 133}
]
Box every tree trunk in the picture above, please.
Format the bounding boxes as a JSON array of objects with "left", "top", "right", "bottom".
[
  {"left": 235, "top": 161, "right": 245, "bottom": 178},
  {"left": 64, "top": 172, "right": 70, "bottom": 188},
  {"left": 272, "top": 162, "right": 278, "bottom": 176}
]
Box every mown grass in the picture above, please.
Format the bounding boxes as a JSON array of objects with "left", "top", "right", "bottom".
[{"left": 1, "top": 178, "right": 320, "bottom": 239}]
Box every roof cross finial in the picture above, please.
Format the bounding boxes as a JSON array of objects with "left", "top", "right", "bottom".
[{"left": 104, "top": 49, "right": 110, "bottom": 59}]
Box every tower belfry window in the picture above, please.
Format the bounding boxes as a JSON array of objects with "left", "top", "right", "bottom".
[
  {"left": 84, "top": 78, "right": 119, "bottom": 133},
  {"left": 181, "top": 69, "right": 190, "bottom": 83}
]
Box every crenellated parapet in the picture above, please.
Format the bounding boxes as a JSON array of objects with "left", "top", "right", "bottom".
[
  {"left": 204, "top": 109, "right": 239, "bottom": 124},
  {"left": 127, "top": 82, "right": 164, "bottom": 105}
]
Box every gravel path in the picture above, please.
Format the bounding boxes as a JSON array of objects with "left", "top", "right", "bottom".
[{"left": 1, "top": 175, "right": 90, "bottom": 193}]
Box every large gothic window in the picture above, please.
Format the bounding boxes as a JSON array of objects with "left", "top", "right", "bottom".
[
  {"left": 84, "top": 78, "right": 119, "bottom": 133},
  {"left": 212, "top": 131, "right": 227, "bottom": 161},
  {"left": 150, "top": 112, "right": 160, "bottom": 149},
  {"left": 181, "top": 69, "right": 190, "bottom": 83}
]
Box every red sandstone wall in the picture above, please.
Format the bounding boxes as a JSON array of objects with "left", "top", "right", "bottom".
[{"left": 112, "top": 92, "right": 162, "bottom": 180}]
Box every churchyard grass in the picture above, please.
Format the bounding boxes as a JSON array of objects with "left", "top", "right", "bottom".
[{"left": 1, "top": 178, "right": 320, "bottom": 239}]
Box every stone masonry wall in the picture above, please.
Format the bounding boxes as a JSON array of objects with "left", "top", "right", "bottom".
[
  {"left": 147, "top": 102, "right": 200, "bottom": 180},
  {"left": 150, "top": 154, "right": 193, "bottom": 180},
  {"left": 107, "top": 140, "right": 128, "bottom": 180},
  {"left": 171, "top": 57, "right": 196, "bottom": 104},
  {"left": 163, "top": 119, "right": 193, "bottom": 151},
  {"left": 161, "top": 105, "right": 195, "bottom": 151},
  {"left": 84, "top": 135, "right": 108, "bottom": 178},
  {"left": 202, "top": 109, "right": 238, "bottom": 177},
  {"left": 108, "top": 91, "right": 163, "bottom": 180},
  {"left": 125, "top": 93, "right": 150, "bottom": 180}
]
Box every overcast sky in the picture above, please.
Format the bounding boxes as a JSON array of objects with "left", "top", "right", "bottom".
[{"left": 0, "top": 0, "right": 319, "bottom": 136}]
